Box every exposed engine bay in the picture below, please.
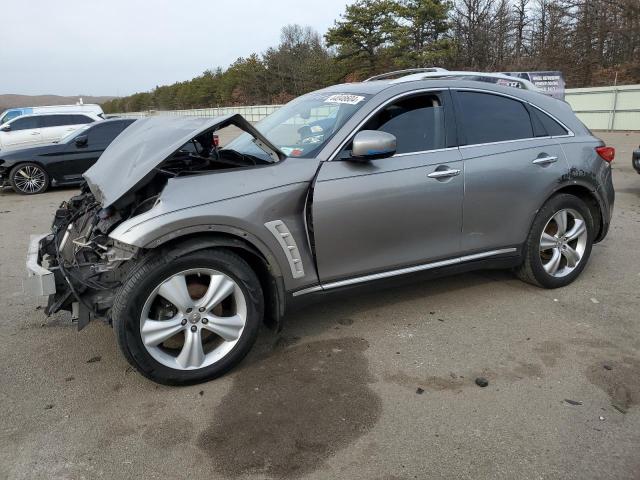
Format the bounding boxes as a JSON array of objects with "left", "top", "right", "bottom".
[{"left": 39, "top": 123, "right": 277, "bottom": 329}]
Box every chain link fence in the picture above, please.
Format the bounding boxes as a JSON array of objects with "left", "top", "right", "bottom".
[{"left": 107, "top": 105, "right": 283, "bottom": 122}]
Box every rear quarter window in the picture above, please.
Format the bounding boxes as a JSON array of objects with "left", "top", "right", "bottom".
[
  {"left": 456, "top": 91, "right": 534, "bottom": 145},
  {"left": 530, "top": 108, "right": 568, "bottom": 136}
]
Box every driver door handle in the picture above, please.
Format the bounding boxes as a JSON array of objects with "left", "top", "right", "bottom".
[
  {"left": 428, "top": 168, "right": 461, "bottom": 179},
  {"left": 532, "top": 156, "right": 558, "bottom": 165}
]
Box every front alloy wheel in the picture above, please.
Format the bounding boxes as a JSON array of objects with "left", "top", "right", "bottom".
[
  {"left": 113, "top": 249, "right": 263, "bottom": 385},
  {"left": 140, "top": 268, "right": 247, "bottom": 371},
  {"left": 10, "top": 163, "right": 49, "bottom": 194}
]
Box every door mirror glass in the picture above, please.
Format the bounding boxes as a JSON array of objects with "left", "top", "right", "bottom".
[
  {"left": 75, "top": 135, "right": 88, "bottom": 147},
  {"left": 351, "top": 130, "right": 396, "bottom": 160}
]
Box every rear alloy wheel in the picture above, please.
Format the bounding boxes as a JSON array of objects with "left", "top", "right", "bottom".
[
  {"left": 516, "top": 194, "right": 594, "bottom": 288},
  {"left": 113, "top": 249, "right": 263, "bottom": 385},
  {"left": 10, "top": 163, "right": 49, "bottom": 194},
  {"left": 538, "top": 209, "right": 588, "bottom": 278}
]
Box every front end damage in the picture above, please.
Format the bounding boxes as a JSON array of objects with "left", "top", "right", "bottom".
[
  {"left": 25, "top": 114, "right": 284, "bottom": 329},
  {"left": 30, "top": 188, "right": 139, "bottom": 328}
]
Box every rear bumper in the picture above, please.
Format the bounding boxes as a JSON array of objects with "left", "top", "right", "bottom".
[
  {"left": 594, "top": 170, "right": 615, "bottom": 243},
  {"left": 24, "top": 233, "right": 56, "bottom": 296}
]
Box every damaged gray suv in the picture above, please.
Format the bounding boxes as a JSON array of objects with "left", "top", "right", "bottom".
[{"left": 26, "top": 71, "right": 615, "bottom": 384}]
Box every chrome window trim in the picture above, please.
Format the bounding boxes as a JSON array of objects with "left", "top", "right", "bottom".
[
  {"left": 328, "top": 87, "right": 446, "bottom": 161},
  {"left": 292, "top": 247, "right": 517, "bottom": 296},
  {"left": 392, "top": 146, "right": 459, "bottom": 158},
  {"left": 458, "top": 136, "right": 551, "bottom": 150},
  {"left": 458, "top": 134, "right": 575, "bottom": 150}
]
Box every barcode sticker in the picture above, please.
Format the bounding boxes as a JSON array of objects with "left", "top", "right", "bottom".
[{"left": 324, "top": 94, "right": 365, "bottom": 105}]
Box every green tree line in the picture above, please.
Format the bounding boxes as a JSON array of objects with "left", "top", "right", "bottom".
[{"left": 103, "top": 0, "right": 640, "bottom": 113}]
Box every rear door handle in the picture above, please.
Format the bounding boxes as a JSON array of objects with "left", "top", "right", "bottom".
[
  {"left": 428, "top": 168, "right": 461, "bottom": 179},
  {"left": 532, "top": 156, "right": 558, "bottom": 165},
  {"left": 30, "top": 132, "right": 40, "bottom": 136}
]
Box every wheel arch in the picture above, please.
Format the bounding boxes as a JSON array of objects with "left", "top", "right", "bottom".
[
  {"left": 541, "top": 182, "right": 605, "bottom": 242},
  {"left": 145, "top": 230, "right": 286, "bottom": 331},
  {"left": 9, "top": 159, "right": 48, "bottom": 172}
]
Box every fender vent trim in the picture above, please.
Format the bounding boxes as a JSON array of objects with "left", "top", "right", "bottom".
[{"left": 265, "top": 220, "right": 305, "bottom": 278}]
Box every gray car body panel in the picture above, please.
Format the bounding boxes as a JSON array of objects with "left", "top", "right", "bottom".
[
  {"left": 458, "top": 137, "right": 569, "bottom": 252},
  {"left": 313, "top": 147, "right": 464, "bottom": 282},
  {"left": 105, "top": 78, "right": 613, "bottom": 297},
  {"left": 108, "top": 157, "right": 321, "bottom": 290}
]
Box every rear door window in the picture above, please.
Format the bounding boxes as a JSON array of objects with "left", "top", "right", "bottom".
[
  {"left": 41, "top": 115, "right": 70, "bottom": 127},
  {"left": 87, "top": 122, "right": 130, "bottom": 144},
  {"left": 456, "top": 91, "right": 534, "bottom": 145}
]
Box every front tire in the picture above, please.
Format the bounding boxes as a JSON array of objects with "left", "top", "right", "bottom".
[
  {"left": 10, "top": 162, "right": 50, "bottom": 194},
  {"left": 516, "top": 194, "right": 594, "bottom": 288},
  {"left": 112, "top": 249, "right": 263, "bottom": 385}
]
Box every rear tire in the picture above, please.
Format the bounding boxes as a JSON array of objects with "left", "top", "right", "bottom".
[
  {"left": 112, "top": 248, "right": 263, "bottom": 385},
  {"left": 10, "top": 162, "right": 50, "bottom": 195},
  {"left": 516, "top": 194, "right": 594, "bottom": 288}
]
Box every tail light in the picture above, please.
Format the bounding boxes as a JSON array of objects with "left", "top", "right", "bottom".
[
  {"left": 595, "top": 146, "right": 615, "bottom": 163},
  {"left": 212, "top": 134, "right": 219, "bottom": 147}
]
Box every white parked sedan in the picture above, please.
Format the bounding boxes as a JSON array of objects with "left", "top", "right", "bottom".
[{"left": 0, "top": 112, "right": 102, "bottom": 150}]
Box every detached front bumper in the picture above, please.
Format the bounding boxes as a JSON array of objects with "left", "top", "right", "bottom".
[{"left": 24, "top": 233, "right": 56, "bottom": 296}]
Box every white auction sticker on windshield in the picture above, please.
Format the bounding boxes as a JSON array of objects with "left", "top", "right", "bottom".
[{"left": 324, "top": 94, "right": 365, "bottom": 105}]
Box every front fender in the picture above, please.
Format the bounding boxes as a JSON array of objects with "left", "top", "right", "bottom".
[{"left": 109, "top": 183, "right": 319, "bottom": 291}]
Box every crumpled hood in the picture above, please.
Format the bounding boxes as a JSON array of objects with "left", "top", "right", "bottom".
[{"left": 83, "top": 114, "right": 283, "bottom": 207}]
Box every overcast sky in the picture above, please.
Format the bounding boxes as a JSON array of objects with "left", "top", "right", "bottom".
[{"left": 1, "top": 0, "right": 352, "bottom": 96}]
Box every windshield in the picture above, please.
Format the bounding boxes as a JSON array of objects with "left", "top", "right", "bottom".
[
  {"left": 0, "top": 110, "right": 22, "bottom": 125},
  {"left": 225, "top": 92, "right": 371, "bottom": 160},
  {"left": 59, "top": 124, "right": 90, "bottom": 143}
]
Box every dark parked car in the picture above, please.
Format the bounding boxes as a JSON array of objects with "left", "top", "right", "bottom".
[
  {"left": 26, "top": 71, "right": 615, "bottom": 385},
  {"left": 633, "top": 145, "right": 640, "bottom": 174},
  {"left": 0, "top": 118, "right": 135, "bottom": 194}
]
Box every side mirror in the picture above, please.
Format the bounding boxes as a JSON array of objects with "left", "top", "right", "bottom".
[
  {"left": 75, "top": 135, "right": 88, "bottom": 147},
  {"left": 350, "top": 130, "right": 396, "bottom": 160},
  {"left": 1, "top": 124, "right": 10, "bottom": 132}
]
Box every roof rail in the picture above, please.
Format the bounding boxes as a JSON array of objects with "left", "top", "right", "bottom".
[
  {"left": 387, "top": 70, "right": 540, "bottom": 92},
  {"left": 364, "top": 67, "right": 449, "bottom": 82}
]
